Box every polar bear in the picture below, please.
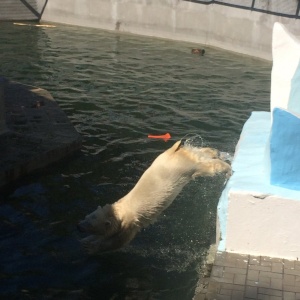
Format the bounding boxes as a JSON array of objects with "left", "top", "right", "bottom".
[{"left": 77, "top": 140, "right": 231, "bottom": 254}]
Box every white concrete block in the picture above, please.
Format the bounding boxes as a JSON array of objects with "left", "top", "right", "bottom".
[
  {"left": 226, "top": 192, "right": 300, "bottom": 259},
  {"left": 217, "top": 112, "right": 300, "bottom": 260},
  {"left": 271, "top": 22, "right": 300, "bottom": 113}
]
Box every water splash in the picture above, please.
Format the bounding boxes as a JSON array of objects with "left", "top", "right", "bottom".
[
  {"left": 219, "top": 152, "right": 234, "bottom": 163},
  {"left": 182, "top": 134, "right": 206, "bottom": 148},
  {"left": 182, "top": 134, "right": 234, "bottom": 163}
]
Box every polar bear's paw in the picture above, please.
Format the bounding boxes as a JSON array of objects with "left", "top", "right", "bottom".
[
  {"left": 213, "top": 159, "right": 232, "bottom": 178},
  {"left": 80, "top": 235, "right": 104, "bottom": 255}
]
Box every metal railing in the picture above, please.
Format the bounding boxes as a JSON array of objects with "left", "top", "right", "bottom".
[
  {"left": 185, "top": 0, "right": 300, "bottom": 19},
  {"left": 0, "top": 0, "right": 48, "bottom": 21}
]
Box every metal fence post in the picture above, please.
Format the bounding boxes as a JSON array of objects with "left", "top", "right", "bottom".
[{"left": 296, "top": 0, "right": 300, "bottom": 18}]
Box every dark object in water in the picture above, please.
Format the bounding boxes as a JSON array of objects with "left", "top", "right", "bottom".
[{"left": 191, "top": 48, "right": 205, "bottom": 55}]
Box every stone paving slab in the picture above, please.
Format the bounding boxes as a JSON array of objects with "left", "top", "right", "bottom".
[
  {"left": 0, "top": 79, "right": 81, "bottom": 188},
  {"left": 194, "top": 251, "right": 300, "bottom": 300}
]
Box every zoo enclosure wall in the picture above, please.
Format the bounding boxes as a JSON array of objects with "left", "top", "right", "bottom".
[{"left": 1, "top": 0, "right": 300, "bottom": 60}]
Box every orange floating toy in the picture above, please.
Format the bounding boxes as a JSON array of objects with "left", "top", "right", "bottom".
[{"left": 148, "top": 133, "right": 171, "bottom": 142}]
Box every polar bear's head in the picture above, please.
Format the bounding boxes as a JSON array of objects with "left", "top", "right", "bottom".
[{"left": 77, "top": 204, "right": 120, "bottom": 237}]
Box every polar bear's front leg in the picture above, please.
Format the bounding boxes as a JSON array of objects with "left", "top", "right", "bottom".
[
  {"left": 80, "top": 235, "right": 121, "bottom": 254},
  {"left": 80, "top": 226, "right": 139, "bottom": 254},
  {"left": 80, "top": 235, "right": 106, "bottom": 255}
]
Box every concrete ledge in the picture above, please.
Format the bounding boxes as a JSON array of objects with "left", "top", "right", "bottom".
[
  {"left": 217, "top": 112, "right": 300, "bottom": 260},
  {"left": 0, "top": 80, "right": 81, "bottom": 188}
]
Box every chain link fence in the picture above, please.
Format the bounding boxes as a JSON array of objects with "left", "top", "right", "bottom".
[{"left": 185, "top": 0, "right": 300, "bottom": 18}]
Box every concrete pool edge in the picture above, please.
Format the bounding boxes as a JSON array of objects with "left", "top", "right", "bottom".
[
  {"left": 217, "top": 111, "right": 300, "bottom": 260},
  {"left": 0, "top": 79, "right": 82, "bottom": 189},
  {"left": 193, "top": 111, "right": 300, "bottom": 299}
]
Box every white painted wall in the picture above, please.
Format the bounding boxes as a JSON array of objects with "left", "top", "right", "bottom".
[
  {"left": 226, "top": 192, "right": 300, "bottom": 260},
  {"left": 39, "top": 0, "right": 300, "bottom": 61},
  {"left": 218, "top": 111, "right": 300, "bottom": 260}
]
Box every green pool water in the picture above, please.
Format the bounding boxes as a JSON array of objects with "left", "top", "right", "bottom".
[{"left": 0, "top": 22, "right": 271, "bottom": 299}]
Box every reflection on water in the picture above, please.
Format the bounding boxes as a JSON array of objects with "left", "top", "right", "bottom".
[{"left": 0, "top": 23, "right": 271, "bottom": 299}]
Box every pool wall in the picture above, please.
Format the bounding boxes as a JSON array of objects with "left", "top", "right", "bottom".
[{"left": 38, "top": 0, "right": 300, "bottom": 61}]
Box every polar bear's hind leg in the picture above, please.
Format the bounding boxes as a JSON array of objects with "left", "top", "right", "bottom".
[{"left": 193, "top": 158, "right": 231, "bottom": 179}]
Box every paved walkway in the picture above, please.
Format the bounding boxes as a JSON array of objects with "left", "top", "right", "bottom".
[
  {"left": 194, "top": 251, "right": 300, "bottom": 300},
  {"left": 0, "top": 79, "right": 81, "bottom": 188}
]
